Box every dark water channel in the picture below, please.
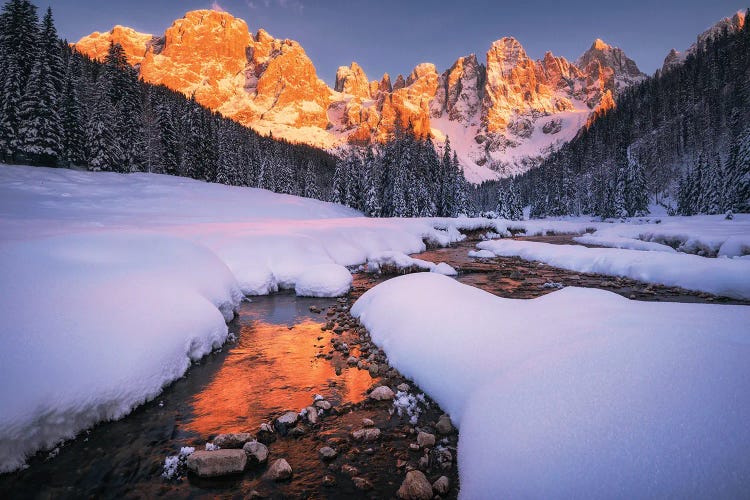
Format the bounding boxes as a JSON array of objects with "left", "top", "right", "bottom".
[{"left": 0, "top": 294, "right": 384, "bottom": 499}]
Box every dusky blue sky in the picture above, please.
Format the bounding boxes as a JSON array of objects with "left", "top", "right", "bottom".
[{"left": 46, "top": 0, "right": 747, "bottom": 86}]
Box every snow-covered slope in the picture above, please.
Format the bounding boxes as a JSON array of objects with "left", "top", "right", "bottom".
[
  {"left": 351, "top": 273, "right": 750, "bottom": 498},
  {"left": 74, "top": 10, "right": 646, "bottom": 182}
]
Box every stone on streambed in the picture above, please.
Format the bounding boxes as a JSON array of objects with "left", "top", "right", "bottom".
[
  {"left": 263, "top": 458, "right": 293, "bottom": 481},
  {"left": 351, "top": 427, "right": 381, "bottom": 442},
  {"left": 369, "top": 385, "right": 395, "bottom": 401},
  {"left": 315, "top": 399, "right": 332, "bottom": 410},
  {"left": 433, "top": 475, "right": 451, "bottom": 496},
  {"left": 304, "top": 406, "right": 319, "bottom": 425},
  {"left": 274, "top": 411, "right": 299, "bottom": 435},
  {"left": 213, "top": 432, "right": 254, "bottom": 449},
  {"left": 186, "top": 449, "right": 247, "bottom": 478},
  {"left": 353, "top": 476, "right": 374, "bottom": 490},
  {"left": 397, "top": 470, "right": 434, "bottom": 499},
  {"left": 243, "top": 441, "right": 269, "bottom": 465},
  {"left": 417, "top": 432, "right": 435, "bottom": 448},
  {"left": 436, "top": 414, "right": 453, "bottom": 435},
  {"left": 318, "top": 446, "right": 337, "bottom": 460}
]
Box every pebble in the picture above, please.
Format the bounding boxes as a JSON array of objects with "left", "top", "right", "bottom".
[
  {"left": 314, "top": 399, "right": 332, "bottom": 411},
  {"left": 212, "top": 432, "right": 254, "bottom": 449},
  {"left": 347, "top": 355, "right": 359, "bottom": 365},
  {"left": 432, "top": 476, "right": 450, "bottom": 495},
  {"left": 434, "top": 447, "right": 453, "bottom": 470},
  {"left": 288, "top": 425, "right": 306, "bottom": 437},
  {"left": 352, "top": 476, "right": 374, "bottom": 490},
  {"left": 351, "top": 427, "right": 381, "bottom": 442},
  {"left": 435, "top": 414, "right": 453, "bottom": 435},
  {"left": 396, "top": 383, "right": 410, "bottom": 392},
  {"left": 341, "top": 464, "right": 360, "bottom": 477},
  {"left": 369, "top": 385, "right": 395, "bottom": 401},
  {"left": 275, "top": 411, "right": 299, "bottom": 426},
  {"left": 263, "top": 458, "right": 292, "bottom": 481},
  {"left": 243, "top": 441, "right": 269, "bottom": 465},
  {"left": 417, "top": 431, "right": 435, "bottom": 448},
  {"left": 304, "top": 406, "right": 319, "bottom": 425},
  {"left": 368, "top": 363, "right": 379, "bottom": 377},
  {"left": 396, "top": 470, "right": 433, "bottom": 499},
  {"left": 362, "top": 418, "right": 375, "bottom": 427},
  {"left": 318, "top": 446, "right": 338, "bottom": 460},
  {"left": 186, "top": 449, "right": 247, "bottom": 478}
]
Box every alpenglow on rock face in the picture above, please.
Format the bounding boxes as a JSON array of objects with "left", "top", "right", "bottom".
[{"left": 75, "top": 9, "right": 646, "bottom": 181}]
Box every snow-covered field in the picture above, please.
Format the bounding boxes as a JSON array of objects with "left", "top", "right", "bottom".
[
  {"left": 351, "top": 273, "right": 750, "bottom": 497},
  {"left": 2, "top": 164, "right": 749, "bottom": 489},
  {"left": 0, "top": 165, "right": 465, "bottom": 473}
]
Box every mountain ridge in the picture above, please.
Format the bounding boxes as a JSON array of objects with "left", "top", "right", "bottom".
[{"left": 75, "top": 9, "right": 648, "bottom": 182}]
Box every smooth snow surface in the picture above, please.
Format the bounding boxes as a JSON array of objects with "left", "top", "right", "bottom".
[
  {"left": 294, "top": 263, "right": 352, "bottom": 297},
  {"left": 351, "top": 273, "right": 750, "bottom": 498},
  {"left": 477, "top": 239, "right": 750, "bottom": 299},
  {"left": 0, "top": 232, "right": 242, "bottom": 473}
]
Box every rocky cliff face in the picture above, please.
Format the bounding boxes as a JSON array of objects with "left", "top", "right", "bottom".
[{"left": 75, "top": 9, "right": 647, "bottom": 181}]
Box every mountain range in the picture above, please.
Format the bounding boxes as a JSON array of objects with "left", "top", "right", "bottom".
[{"left": 74, "top": 9, "right": 743, "bottom": 183}]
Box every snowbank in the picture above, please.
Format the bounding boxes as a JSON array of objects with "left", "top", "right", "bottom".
[
  {"left": 573, "top": 233, "right": 677, "bottom": 252},
  {"left": 294, "top": 263, "right": 352, "bottom": 297},
  {"left": 571, "top": 215, "right": 750, "bottom": 257},
  {"left": 477, "top": 239, "right": 750, "bottom": 299},
  {"left": 351, "top": 273, "right": 750, "bottom": 498},
  {"left": 366, "top": 251, "right": 457, "bottom": 276},
  {"left": 0, "top": 232, "right": 242, "bottom": 473}
]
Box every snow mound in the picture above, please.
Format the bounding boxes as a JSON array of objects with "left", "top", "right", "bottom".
[
  {"left": 351, "top": 273, "right": 750, "bottom": 498},
  {"left": 468, "top": 249, "right": 495, "bottom": 259},
  {"left": 0, "top": 232, "right": 242, "bottom": 473},
  {"left": 294, "top": 263, "right": 352, "bottom": 297},
  {"left": 477, "top": 239, "right": 750, "bottom": 299},
  {"left": 574, "top": 233, "right": 677, "bottom": 252},
  {"left": 433, "top": 262, "right": 458, "bottom": 276},
  {"left": 366, "top": 251, "right": 456, "bottom": 276}
]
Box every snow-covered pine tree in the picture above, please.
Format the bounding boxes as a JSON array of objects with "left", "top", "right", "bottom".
[
  {"left": 276, "top": 153, "right": 296, "bottom": 195},
  {"left": 0, "top": 58, "right": 22, "bottom": 161},
  {"left": 495, "top": 183, "right": 509, "bottom": 219},
  {"left": 362, "top": 148, "right": 381, "bottom": 217},
  {"left": 705, "top": 154, "right": 723, "bottom": 215},
  {"left": 302, "top": 160, "right": 320, "bottom": 200},
  {"left": 60, "top": 60, "right": 86, "bottom": 166},
  {"left": 331, "top": 153, "right": 348, "bottom": 204},
  {"left": 452, "top": 151, "right": 468, "bottom": 216},
  {"left": 613, "top": 162, "right": 628, "bottom": 218},
  {"left": 626, "top": 149, "right": 649, "bottom": 216},
  {"left": 180, "top": 100, "right": 203, "bottom": 179},
  {"left": 155, "top": 101, "right": 178, "bottom": 175},
  {"left": 85, "top": 90, "right": 115, "bottom": 171},
  {"left": 345, "top": 150, "right": 363, "bottom": 210},
  {"left": 507, "top": 179, "right": 523, "bottom": 220},
  {"left": 436, "top": 137, "right": 451, "bottom": 216},
  {"left": 18, "top": 54, "right": 63, "bottom": 165}
]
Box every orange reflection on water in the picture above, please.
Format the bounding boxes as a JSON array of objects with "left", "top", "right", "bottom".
[{"left": 186, "top": 317, "right": 374, "bottom": 438}]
